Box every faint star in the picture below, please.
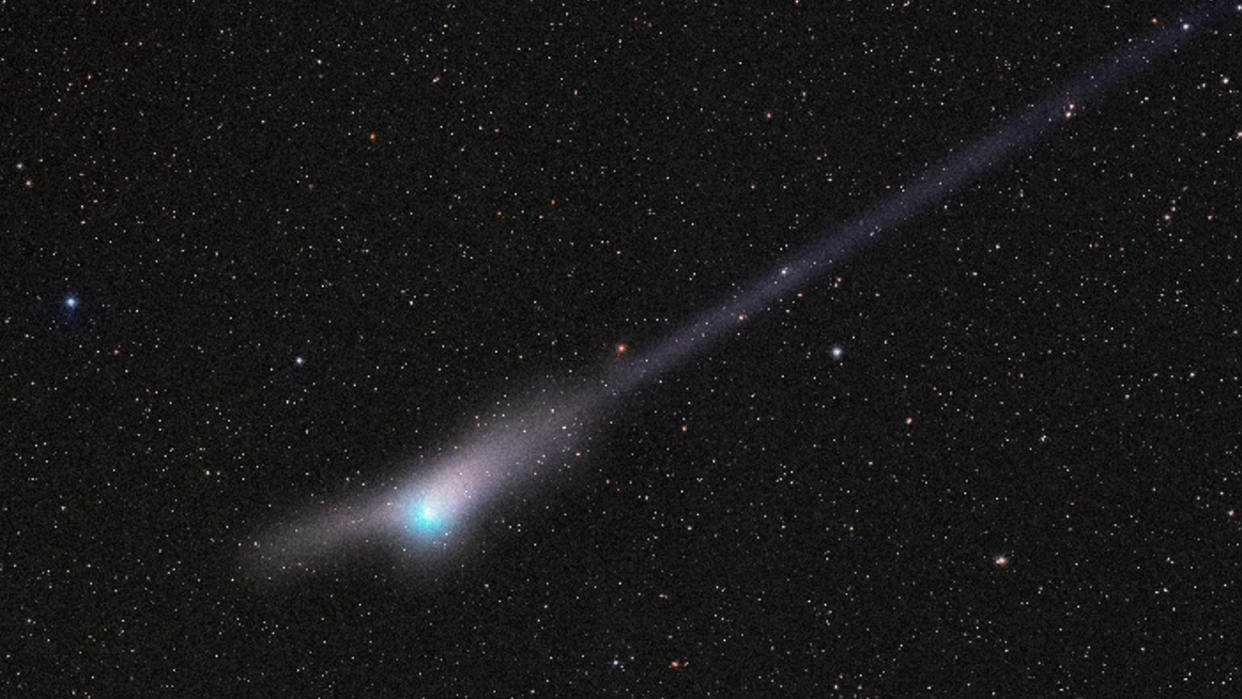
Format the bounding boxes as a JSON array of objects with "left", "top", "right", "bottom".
[{"left": 294, "top": 356, "right": 305, "bottom": 366}]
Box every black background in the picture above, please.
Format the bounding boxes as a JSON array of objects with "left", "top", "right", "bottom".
[{"left": 4, "top": 2, "right": 1240, "bottom": 695}]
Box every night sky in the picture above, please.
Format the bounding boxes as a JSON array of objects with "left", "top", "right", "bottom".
[{"left": 5, "top": 2, "right": 1241, "bottom": 696}]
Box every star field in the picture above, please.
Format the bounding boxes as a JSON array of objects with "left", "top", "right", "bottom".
[{"left": 3, "top": 2, "right": 1241, "bottom": 696}]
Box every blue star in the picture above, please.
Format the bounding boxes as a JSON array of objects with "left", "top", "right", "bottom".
[
  {"left": 64, "top": 295, "right": 78, "bottom": 310},
  {"left": 831, "top": 345, "right": 844, "bottom": 360}
]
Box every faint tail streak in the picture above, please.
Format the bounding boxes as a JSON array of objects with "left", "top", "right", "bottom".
[
  {"left": 610, "top": 1, "right": 1234, "bottom": 396},
  {"left": 249, "top": 2, "right": 1234, "bottom": 573}
]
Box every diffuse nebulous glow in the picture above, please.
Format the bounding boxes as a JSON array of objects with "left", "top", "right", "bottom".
[
  {"left": 251, "top": 386, "right": 596, "bottom": 572},
  {"left": 389, "top": 402, "right": 589, "bottom": 543},
  {"left": 248, "top": 2, "right": 1232, "bottom": 575}
]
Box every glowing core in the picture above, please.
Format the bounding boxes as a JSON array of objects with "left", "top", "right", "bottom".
[{"left": 406, "top": 501, "right": 448, "bottom": 536}]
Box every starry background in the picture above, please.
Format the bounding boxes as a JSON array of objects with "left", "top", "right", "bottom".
[{"left": 3, "top": 1, "right": 1240, "bottom": 696}]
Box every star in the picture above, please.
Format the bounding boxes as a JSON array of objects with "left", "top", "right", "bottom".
[
  {"left": 831, "top": 345, "right": 843, "bottom": 360},
  {"left": 64, "top": 295, "right": 78, "bottom": 309},
  {"left": 294, "top": 356, "right": 305, "bottom": 366}
]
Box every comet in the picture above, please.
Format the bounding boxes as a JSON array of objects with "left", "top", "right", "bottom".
[{"left": 246, "top": 2, "right": 1234, "bottom": 576}]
